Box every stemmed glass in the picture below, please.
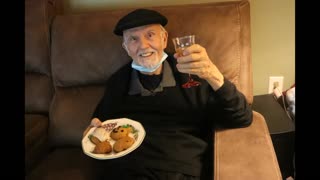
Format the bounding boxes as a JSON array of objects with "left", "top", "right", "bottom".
[{"left": 172, "top": 35, "right": 201, "bottom": 88}]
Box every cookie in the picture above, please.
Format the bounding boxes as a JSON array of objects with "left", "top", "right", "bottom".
[
  {"left": 92, "top": 140, "right": 112, "bottom": 154},
  {"left": 122, "top": 124, "right": 134, "bottom": 133},
  {"left": 88, "top": 135, "right": 101, "bottom": 145},
  {"left": 113, "top": 136, "right": 135, "bottom": 153},
  {"left": 110, "top": 126, "right": 130, "bottom": 140}
]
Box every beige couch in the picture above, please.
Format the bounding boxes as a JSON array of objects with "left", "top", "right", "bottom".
[{"left": 25, "top": 0, "right": 282, "bottom": 179}]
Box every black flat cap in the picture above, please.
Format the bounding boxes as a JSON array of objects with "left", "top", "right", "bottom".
[{"left": 114, "top": 9, "right": 168, "bottom": 36}]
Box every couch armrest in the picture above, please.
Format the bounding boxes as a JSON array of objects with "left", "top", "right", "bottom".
[
  {"left": 214, "top": 111, "right": 282, "bottom": 180},
  {"left": 25, "top": 114, "right": 50, "bottom": 175}
]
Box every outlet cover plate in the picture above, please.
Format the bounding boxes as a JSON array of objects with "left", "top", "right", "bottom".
[{"left": 268, "top": 76, "right": 284, "bottom": 93}]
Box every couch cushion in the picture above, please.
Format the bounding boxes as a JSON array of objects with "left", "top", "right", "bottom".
[
  {"left": 26, "top": 148, "right": 99, "bottom": 180},
  {"left": 25, "top": 114, "right": 50, "bottom": 174},
  {"left": 25, "top": 133, "right": 49, "bottom": 175},
  {"left": 51, "top": 13, "right": 131, "bottom": 87},
  {"left": 49, "top": 86, "right": 105, "bottom": 147},
  {"left": 25, "top": 73, "right": 54, "bottom": 114},
  {"left": 25, "top": 114, "right": 49, "bottom": 149}
]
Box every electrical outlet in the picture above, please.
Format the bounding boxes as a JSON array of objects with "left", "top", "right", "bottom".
[{"left": 268, "top": 76, "right": 284, "bottom": 94}]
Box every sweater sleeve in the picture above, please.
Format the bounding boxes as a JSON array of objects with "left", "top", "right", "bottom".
[{"left": 208, "top": 79, "right": 253, "bottom": 129}]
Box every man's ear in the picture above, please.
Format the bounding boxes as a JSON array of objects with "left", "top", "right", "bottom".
[
  {"left": 122, "top": 42, "right": 129, "bottom": 54},
  {"left": 162, "top": 31, "right": 168, "bottom": 49}
]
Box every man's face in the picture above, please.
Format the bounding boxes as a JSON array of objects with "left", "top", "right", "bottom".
[{"left": 122, "top": 24, "right": 168, "bottom": 69}]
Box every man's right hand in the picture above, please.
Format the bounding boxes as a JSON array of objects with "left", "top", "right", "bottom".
[{"left": 82, "top": 118, "right": 102, "bottom": 138}]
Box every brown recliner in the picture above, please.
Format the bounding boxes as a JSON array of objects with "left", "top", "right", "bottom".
[{"left": 26, "top": 0, "right": 282, "bottom": 179}]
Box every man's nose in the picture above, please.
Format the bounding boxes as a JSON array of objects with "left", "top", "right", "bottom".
[{"left": 138, "top": 37, "right": 149, "bottom": 49}]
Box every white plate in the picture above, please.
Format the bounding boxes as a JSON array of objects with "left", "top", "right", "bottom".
[{"left": 82, "top": 118, "right": 145, "bottom": 160}]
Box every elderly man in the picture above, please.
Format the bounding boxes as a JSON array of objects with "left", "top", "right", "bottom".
[{"left": 84, "top": 8, "right": 252, "bottom": 180}]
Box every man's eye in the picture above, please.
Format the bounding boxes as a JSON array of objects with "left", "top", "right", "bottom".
[
  {"left": 129, "top": 37, "right": 136, "bottom": 41},
  {"left": 148, "top": 33, "right": 154, "bottom": 38}
]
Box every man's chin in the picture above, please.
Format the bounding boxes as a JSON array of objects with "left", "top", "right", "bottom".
[{"left": 137, "top": 60, "right": 159, "bottom": 68}]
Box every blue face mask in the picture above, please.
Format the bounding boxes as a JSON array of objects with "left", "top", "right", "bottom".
[{"left": 131, "top": 52, "right": 168, "bottom": 73}]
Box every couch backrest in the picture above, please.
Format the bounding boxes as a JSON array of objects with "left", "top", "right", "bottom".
[{"left": 49, "top": 0, "right": 252, "bottom": 147}]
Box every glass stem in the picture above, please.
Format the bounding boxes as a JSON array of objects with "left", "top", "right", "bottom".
[{"left": 188, "top": 74, "right": 193, "bottom": 82}]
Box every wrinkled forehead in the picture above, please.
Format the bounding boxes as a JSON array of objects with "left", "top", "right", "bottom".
[{"left": 123, "top": 24, "right": 162, "bottom": 37}]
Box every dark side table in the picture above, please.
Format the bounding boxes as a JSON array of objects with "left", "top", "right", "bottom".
[{"left": 252, "top": 94, "right": 295, "bottom": 179}]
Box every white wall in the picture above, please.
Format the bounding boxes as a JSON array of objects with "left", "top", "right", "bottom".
[{"left": 250, "top": 0, "right": 295, "bottom": 95}]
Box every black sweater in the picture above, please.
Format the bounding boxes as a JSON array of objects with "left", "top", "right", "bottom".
[{"left": 92, "top": 54, "right": 253, "bottom": 176}]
